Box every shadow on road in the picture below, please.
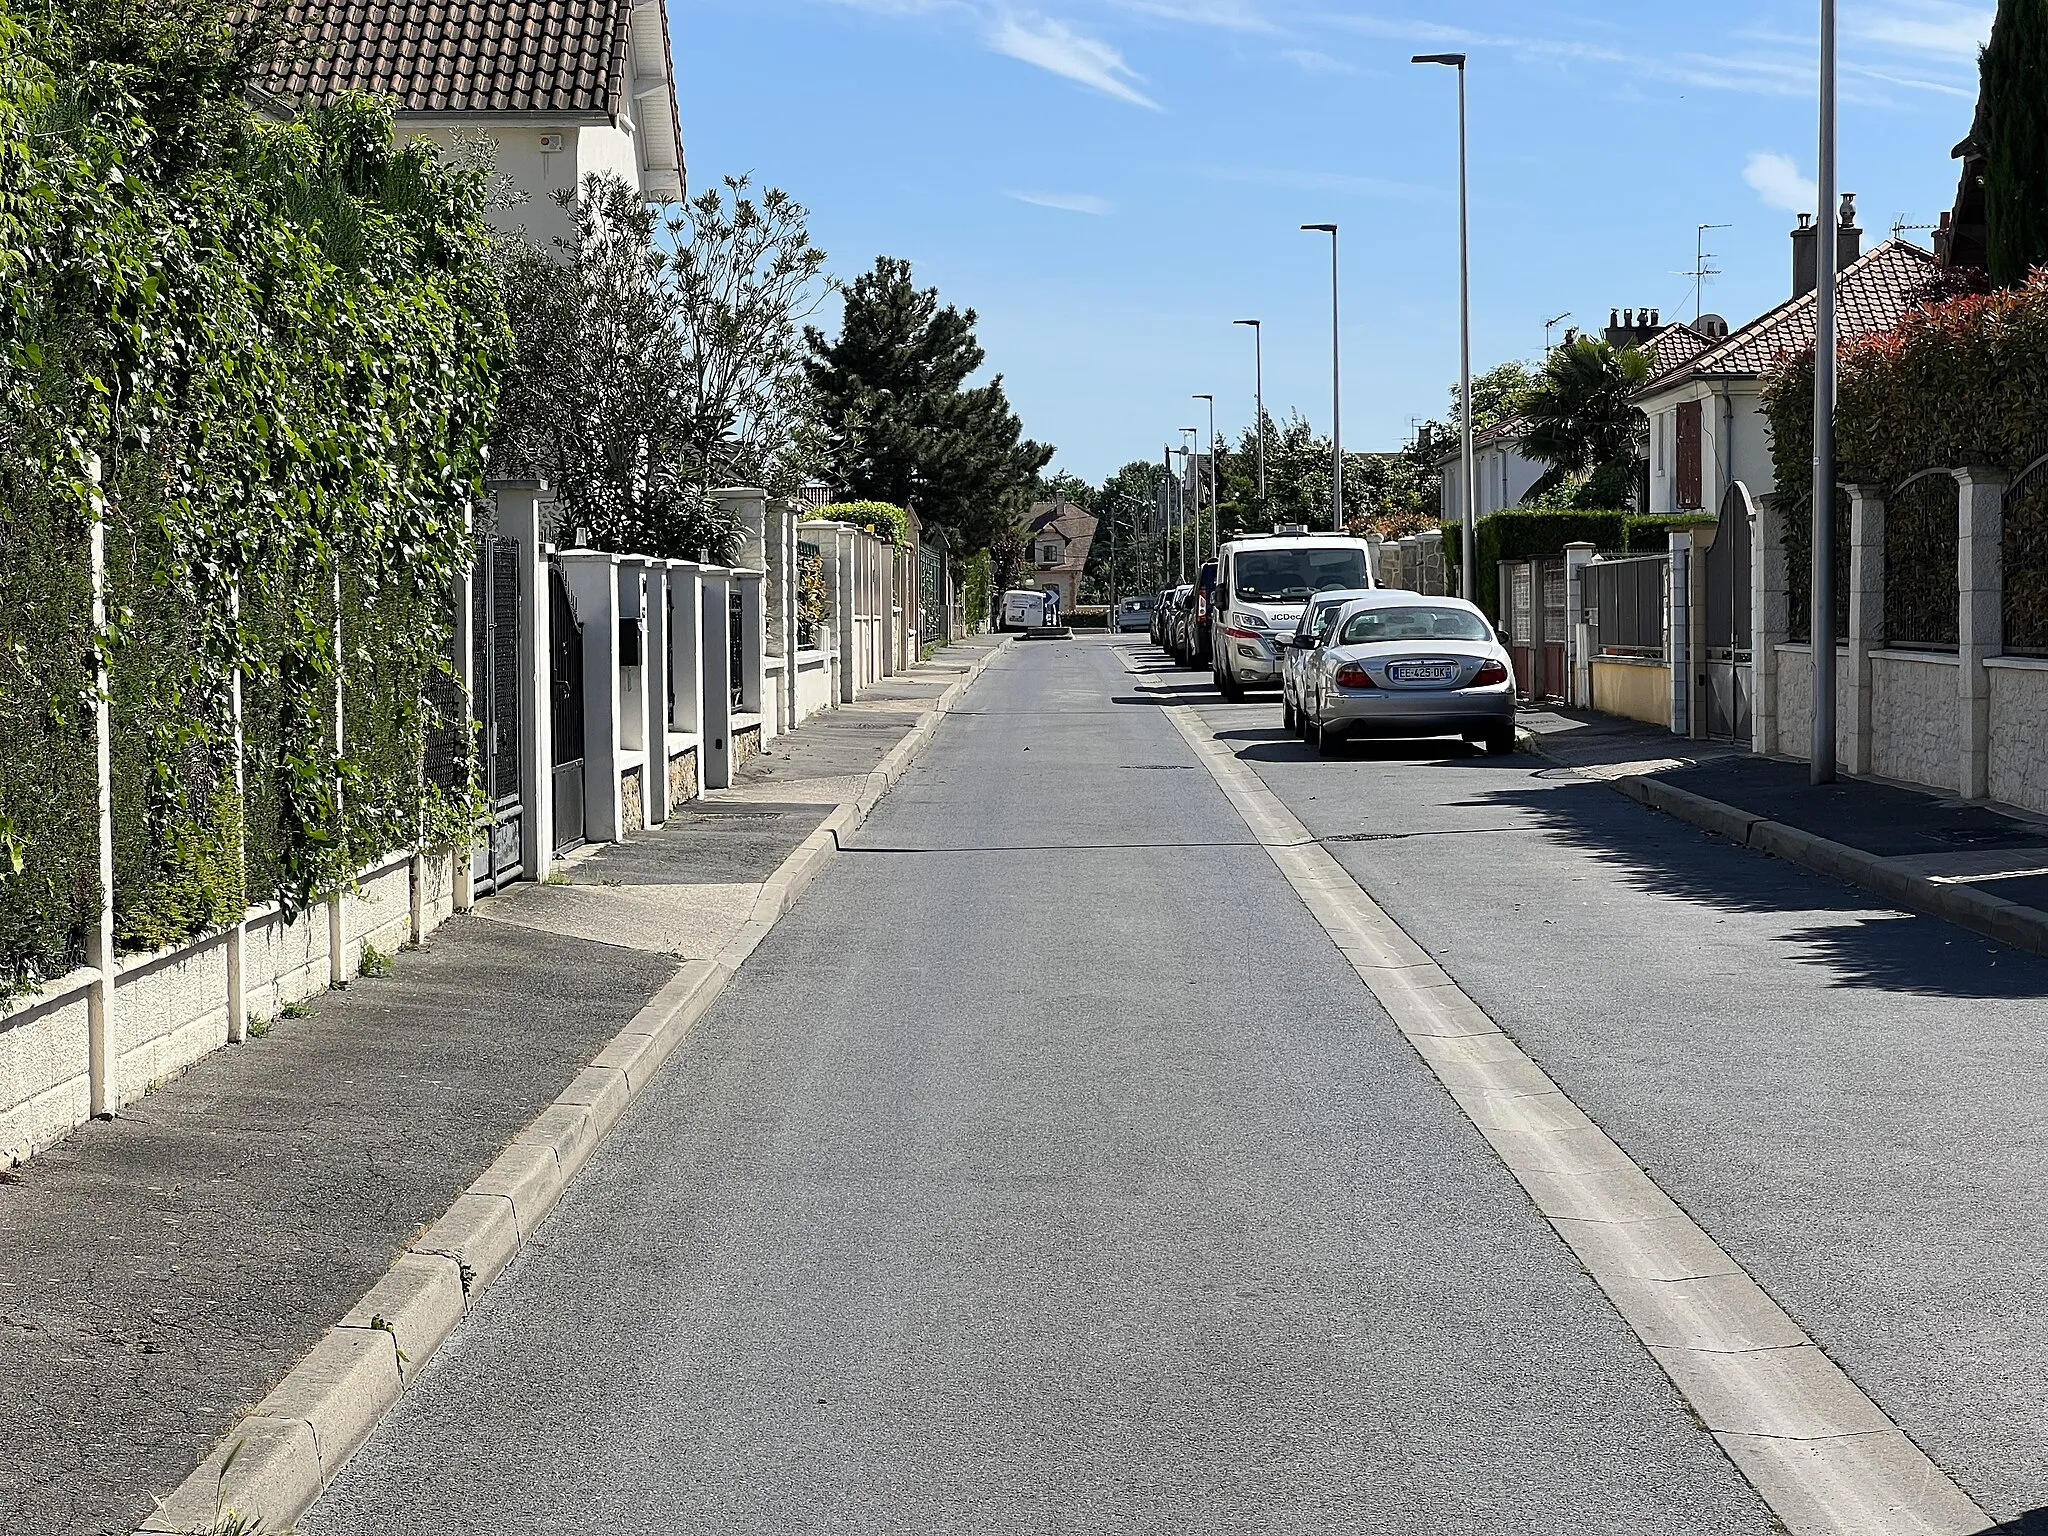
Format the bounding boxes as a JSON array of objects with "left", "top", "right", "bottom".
[{"left": 1470, "top": 778, "right": 2048, "bottom": 1000}]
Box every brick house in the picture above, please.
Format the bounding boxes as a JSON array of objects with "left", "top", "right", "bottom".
[{"left": 1024, "top": 501, "right": 1099, "bottom": 611}]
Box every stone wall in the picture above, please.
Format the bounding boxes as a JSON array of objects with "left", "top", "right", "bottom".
[
  {"left": 1870, "top": 651, "right": 1961, "bottom": 792},
  {"left": 1988, "top": 659, "right": 2048, "bottom": 813}
]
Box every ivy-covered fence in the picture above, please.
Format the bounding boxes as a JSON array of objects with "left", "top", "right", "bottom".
[
  {"left": 0, "top": 9, "right": 507, "bottom": 1006},
  {"left": 1763, "top": 273, "right": 2048, "bottom": 651}
]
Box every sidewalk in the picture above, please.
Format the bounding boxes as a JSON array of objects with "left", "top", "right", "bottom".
[
  {"left": 0, "top": 635, "right": 1002, "bottom": 1536},
  {"left": 1521, "top": 707, "right": 2048, "bottom": 958}
]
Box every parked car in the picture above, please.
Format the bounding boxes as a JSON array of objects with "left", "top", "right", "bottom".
[
  {"left": 1116, "top": 596, "right": 1156, "bottom": 633},
  {"left": 1297, "top": 591, "right": 1516, "bottom": 757},
  {"left": 1163, "top": 583, "right": 1194, "bottom": 659},
  {"left": 1212, "top": 530, "right": 1377, "bottom": 701},
  {"left": 1187, "top": 561, "right": 1219, "bottom": 670},
  {"left": 1149, "top": 587, "right": 1175, "bottom": 646},
  {"left": 999, "top": 589, "right": 1049, "bottom": 631},
  {"left": 1280, "top": 587, "right": 1375, "bottom": 734}
]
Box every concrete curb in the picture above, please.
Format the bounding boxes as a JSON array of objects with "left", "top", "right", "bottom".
[
  {"left": 1521, "top": 728, "right": 2048, "bottom": 962},
  {"left": 136, "top": 637, "right": 1011, "bottom": 1536}
]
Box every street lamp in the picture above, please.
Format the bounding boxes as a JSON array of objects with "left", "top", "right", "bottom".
[
  {"left": 1193, "top": 393, "right": 1217, "bottom": 555},
  {"left": 1812, "top": 1, "right": 1839, "bottom": 784},
  {"left": 1300, "top": 224, "right": 1341, "bottom": 530},
  {"left": 1234, "top": 320, "right": 1266, "bottom": 513},
  {"left": 1413, "top": 51, "right": 1475, "bottom": 603},
  {"left": 1180, "top": 426, "right": 1200, "bottom": 564}
]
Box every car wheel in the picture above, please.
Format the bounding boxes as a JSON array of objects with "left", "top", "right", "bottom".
[
  {"left": 1316, "top": 721, "right": 1344, "bottom": 757},
  {"left": 1484, "top": 725, "right": 1518, "bottom": 756},
  {"left": 1283, "top": 697, "right": 1297, "bottom": 732},
  {"left": 1217, "top": 664, "right": 1244, "bottom": 702}
]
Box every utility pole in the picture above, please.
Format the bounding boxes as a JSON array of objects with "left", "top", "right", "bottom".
[
  {"left": 1300, "top": 224, "right": 1342, "bottom": 529},
  {"left": 1193, "top": 394, "right": 1217, "bottom": 556},
  {"left": 1812, "top": 0, "right": 1839, "bottom": 784},
  {"left": 1235, "top": 320, "right": 1266, "bottom": 511},
  {"left": 1180, "top": 427, "right": 1200, "bottom": 565},
  {"left": 1693, "top": 223, "right": 1732, "bottom": 321}
]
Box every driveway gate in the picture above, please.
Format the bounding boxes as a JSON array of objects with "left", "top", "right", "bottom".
[
  {"left": 729, "top": 588, "right": 745, "bottom": 713},
  {"left": 550, "top": 562, "right": 586, "bottom": 853},
  {"left": 470, "top": 537, "right": 525, "bottom": 894},
  {"left": 1703, "top": 483, "right": 1755, "bottom": 742}
]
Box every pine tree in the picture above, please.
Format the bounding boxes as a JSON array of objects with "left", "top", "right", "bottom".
[
  {"left": 1982, "top": 0, "right": 2048, "bottom": 287},
  {"left": 804, "top": 257, "right": 1052, "bottom": 555}
]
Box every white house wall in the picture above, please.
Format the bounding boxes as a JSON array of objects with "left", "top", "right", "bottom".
[{"left": 404, "top": 118, "right": 649, "bottom": 249}]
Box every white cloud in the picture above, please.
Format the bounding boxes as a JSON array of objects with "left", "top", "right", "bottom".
[
  {"left": 1279, "top": 47, "right": 1358, "bottom": 75},
  {"left": 1744, "top": 151, "right": 1816, "bottom": 214},
  {"left": 1008, "top": 189, "right": 1115, "bottom": 214},
  {"left": 1107, "top": 0, "right": 1276, "bottom": 33},
  {"left": 989, "top": 14, "right": 1161, "bottom": 107},
  {"left": 1853, "top": 2, "right": 1993, "bottom": 60}
]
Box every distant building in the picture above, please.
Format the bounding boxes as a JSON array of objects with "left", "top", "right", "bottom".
[
  {"left": 257, "top": 1, "right": 686, "bottom": 246},
  {"left": 1023, "top": 501, "right": 1099, "bottom": 611}
]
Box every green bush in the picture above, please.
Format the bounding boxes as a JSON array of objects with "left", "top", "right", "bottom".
[
  {"left": 806, "top": 500, "right": 908, "bottom": 546},
  {"left": 961, "top": 550, "right": 995, "bottom": 632},
  {"left": 1440, "top": 510, "right": 1632, "bottom": 617}
]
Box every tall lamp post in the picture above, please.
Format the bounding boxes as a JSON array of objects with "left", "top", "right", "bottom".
[
  {"left": 1180, "top": 427, "right": 1201, "bottom": 564},
  {"left": 1234, "top": 320, "right": 1266, "bottom": 514},
  {"left": 1413, "top": 52, "right": 1475, "bottom": 602},
  {"left": 1172, "top": 443, "right": 1192, "bottom": 580},
  {"left": 1812, "top": 0, "right": 1839, "bottom": 783},
  {"left": 1300, "top": 224, "right": 1342, "bottom": 530},
  {"left": 1193, "top": 394, "right": 1217, "bottom": 555}
]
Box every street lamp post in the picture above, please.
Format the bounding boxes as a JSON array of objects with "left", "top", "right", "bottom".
[
  {"left": 1812, "top": 0, "right": 1839, "bottom": 784},
  {"left": 1234, "top": 320, "right": 1266, "bottom": 513},
  {"left": 1413, "top": 52, "right": 1475, "bottom": 603},
  {"left": 1193, "top": 394, "right": 1217, "bottom": 555},
  {"left": 1300, "top": 225, "right": 1341, "bottom": 530},
  {"left": 1180, "top": 427, "right": 1200, "bottom": 565}
]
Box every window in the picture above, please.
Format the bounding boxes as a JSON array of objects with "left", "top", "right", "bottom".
[
  {"left": 1339, "top": 605, "right": 1492, "bottom": 646},
  {"left": 1037, "top": 540, "right": 1062, "bottom": 566},
  {"left": 1232, "top": 547, "right": 1369, "bottom": 602}
]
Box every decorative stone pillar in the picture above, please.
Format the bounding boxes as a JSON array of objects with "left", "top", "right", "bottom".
[
  {"left": 1563, "top": 542, "right": 1596, "bottom": 709},
  {"left": 1845, "top": 485, "right": 1887, "bottom": 776},
  {"left": 557, "top": 547, "right": 624, "bottom": 842},
  {"left": 700, "top": 567, "right": 734, "bottom": 790},
  {"left": 1668, "top": 529, "right": 1693, "bottom": 737},
  {"left": 639, "top": 559, "right": 670, "bottom": 826},
  {"left": 1956, "top": 467, "right": 2008, "bottom": 799},
  {"left": 667, "top": 560, "right": 705, "bottom": 803},
  {"left": 1752, "top": 493, "right": 1788, "bottom": 759}
]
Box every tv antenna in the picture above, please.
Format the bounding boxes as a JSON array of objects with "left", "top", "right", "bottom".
[
  {"left": 1693, "top": 223, "right": 1731, "bottom": 321},
  {"left": 1543, "top": 311, "right": 1572, "bottom": 355}
]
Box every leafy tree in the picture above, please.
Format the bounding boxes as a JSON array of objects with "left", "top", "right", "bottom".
[
  {"left": 1515, "top": 337, "right": 1651, "bottom": 506},
  {"left": 492, "top": 173, "right": 825, "bottom": 561},
  {"left": 1083, "top": 459, "right": 1172, "bottom": 600},
  {"left": 1453, "top": 360, "right": 1538, "bottom": 432},
  {"left": 805, "top": 255, "right": 1052, "bottom": 557},
  {"left": 1981, "top": 0, "right": 2048, "bottom": 287}
]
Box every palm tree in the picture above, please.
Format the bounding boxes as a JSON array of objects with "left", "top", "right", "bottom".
[{"left": 1517, "top": 337, "right": 1652, "bottom": 507}]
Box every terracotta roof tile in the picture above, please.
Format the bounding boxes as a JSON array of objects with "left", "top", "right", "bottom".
[
  {"left": 1641, "top": 238, "right": 1940, "bottom": 395},
  {"left": 259, "top": 0, "right": 636, "bottom": 117}
]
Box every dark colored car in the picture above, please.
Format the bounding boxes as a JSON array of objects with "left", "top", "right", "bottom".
[
  {"left": 1117, "top": 595, "right": 1156, "bottom": 633},
  {"left": 1188, "top": 561, "right": 1219, "bottom": 669}
]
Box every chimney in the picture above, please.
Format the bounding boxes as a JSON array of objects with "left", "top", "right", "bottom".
[
  {"left": 1837, "top": 192, "right": 1862, "bottom": 271},
  {"left": 1792, "top": 212, "right": 1818, "bottom": 298}
]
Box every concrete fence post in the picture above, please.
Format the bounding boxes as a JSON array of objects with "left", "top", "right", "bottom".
[
  {"left": 557, "top": 548, "right": 623, "bottom": 841},
  {"left": 1955, "top": 467, "right": 2008, "bottom": 800},
  {"left": 1846, "top": 485, "right": 1887, "bottom": 776},
  {"left": 829, "top": 527, "right": 858, "bottom": 702},
  {"left": 85, "top": 457, "right": 118, "bottom": 1119},
  {"left": 641, "top": 562, "right": 670, "bottom": 826},
  {"left": 1752, "top": 494, "right": 1788, "bottom": 758},
  {"left": 667, "top": 560, "right": 705, "bottom": 802},
  {"left": 494, "top": 482, "right": 554, "bottom": 884},
  {"left": 1668, "top": 529, "right": 1693, "bottom": 737},
  {"left": 1563, "top": 542, "right": 1596, "bottom": 709},
  {"left": 614, "top": 557, "right": 654, "bottom": 833},
  {"left": 700, "top": 567, "right": 734, "bottom": 790},
  {"left": 735, "top": 569, "right": 767, "bottom": 722}
]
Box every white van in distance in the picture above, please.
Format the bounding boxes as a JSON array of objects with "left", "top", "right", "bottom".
[
  {"left": 1211, "top": 528, "right": 1378, "bottom": 699},
  {"left": 999, "top": 589, "right": 1049, "bottom": 631}
]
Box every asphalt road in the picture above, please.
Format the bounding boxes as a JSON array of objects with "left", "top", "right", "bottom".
[{"left": 304, "top": 636, "right": 1800, "bottom": 1534}]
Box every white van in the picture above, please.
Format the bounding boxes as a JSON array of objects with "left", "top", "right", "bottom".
[
  {"left": 1000, "top": 589, "right": 1049, "bottom": 631},
  {"left": 1211, "top": 529, "right": 1378, "bottom": 699}
]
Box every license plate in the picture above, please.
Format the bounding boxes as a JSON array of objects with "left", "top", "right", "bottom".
[{"left": 1388, "top": 662, "right": 1459, "bottom": 684}]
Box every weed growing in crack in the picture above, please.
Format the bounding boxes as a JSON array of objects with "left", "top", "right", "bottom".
[
  {"left": 357, "top": 941, "right": 393, "bottom": 979},
  {"left": 165, "top": 1439, "right": 299, "bottom": 1536},
  {"left": 279, "top": 1002, "right": 311, "bottom": 1021}
]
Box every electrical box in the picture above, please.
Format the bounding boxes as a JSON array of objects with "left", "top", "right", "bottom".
[{"left": 538, "top": 133, "right": 565, "bottom": 154}]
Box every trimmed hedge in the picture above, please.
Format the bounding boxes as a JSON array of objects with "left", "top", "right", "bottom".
[
  {"left": 1762, "top": 273, "right": 2048, "bottom": 648},
  {"left": 806, "top": 500, "right": 908, "bottom": 546},
  {"left": 1439, "top": 510, "right": 1682, "bottom": 617}
]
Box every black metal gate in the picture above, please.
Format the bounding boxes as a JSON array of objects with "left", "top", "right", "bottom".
[
  {"left": 1703, "top": 482, "right": 1755, "bottom": 742},
  {"left": 920, "top": 541, "right": 945, "bottom": 647},
  {"left": 469, "top": 537, "right": 526, "bottom": 894},
  {"left": 550, "top": 563, "right": 586, "bottom": 852}
]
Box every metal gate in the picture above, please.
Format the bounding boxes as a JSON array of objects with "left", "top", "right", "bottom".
[
  {"left": 728, "top": 588, "right": 745, "bottom": 713},
  {"left": 1703, "top": 482, "right": 1755, "bottom": 742},
  {"left": 1539, "top": 559, "right": 1567, "bottom": 701},
  {"left": 1508, "top": 562, "right": 1535, "bottom": 696},
  {"left": 920, "top": 540, "right": 945, "bottom": 647},
  {"left": 550, "top": 563, "right": 586, "bottom": 853},
  {"left": 470, "top": 537, "right": 525, "bottom": 894}
]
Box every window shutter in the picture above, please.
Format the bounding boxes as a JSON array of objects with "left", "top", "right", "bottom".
[{"left": 1675, "top": 400, "right": 1703, "bottom": 510}]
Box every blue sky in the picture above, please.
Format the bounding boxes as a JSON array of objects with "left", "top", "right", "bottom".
[{"left": 671, "top": 0, "right": 1991, "bottom": 483}]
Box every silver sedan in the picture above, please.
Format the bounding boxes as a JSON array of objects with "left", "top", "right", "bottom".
[
  {"left": 1280, "top": 588, "right": 1374, "bottom": 736},
  {"left": 1298, "top": 592, "right": 1516, "bottom": 756}
]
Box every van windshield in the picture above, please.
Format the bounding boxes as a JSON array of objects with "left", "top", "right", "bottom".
[{"left": 1233, "top": 547, "right": 1369, "bottom": 602}]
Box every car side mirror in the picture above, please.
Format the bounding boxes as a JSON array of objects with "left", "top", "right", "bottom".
[{"left": 1494, "top": 624, "right": 1511, "bottom": 645}]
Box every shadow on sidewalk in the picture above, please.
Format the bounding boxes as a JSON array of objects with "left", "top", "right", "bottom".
[{"left": 1467, "top": 777, "right": 2048, "bottom": 1001}]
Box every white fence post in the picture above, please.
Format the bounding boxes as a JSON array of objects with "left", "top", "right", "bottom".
[
  {"left": 667, "top": 560, "right": 705, "bottom": 803},
  {"left": 557, "top": 548, "right": 624, "bottom": 841},
  {"left": 85, "top": 459, "right": 118, "bottom": 1119},
  {"left": 1563, "top": 542, "right": 1595, "bottom": 708},
  {"left": 328, "top": 565, "right": 349, "bottom": 982},
  {"left": 1846, "top": 485, "right": 1886, "bottom": 776},
  {"left": 1956, "top": 467, "right": 2008, "bottom": 800},
  {"left": 1753, "top": 494, "right": 1788, "bottom": 758},
  {"left": 700, "top": 568, "right": 734, "bottom": 790},
  {"left": 642, "top": 561, "right": 670, "bottom": 825},
  {"left": 1667, "top": 529, "right": 1693, "bottom": 737}
]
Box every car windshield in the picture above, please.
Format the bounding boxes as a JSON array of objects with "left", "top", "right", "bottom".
[
  {"left": 1233, "top": 547, "right": 1369, "bottom": 602},
  {"left": 1338, "top": 605, "right": 1492, "bottom": 645}
]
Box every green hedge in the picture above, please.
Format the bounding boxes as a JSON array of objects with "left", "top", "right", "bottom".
[
  {"left": 806, "top": 500, "right": 908, "bottom": 546},
  {"left": 1439, "top": 509, "right": 1706, "bottom": 616},
  {"left": 1762, "top": 273, "right": 2048, "bottom": 650}
]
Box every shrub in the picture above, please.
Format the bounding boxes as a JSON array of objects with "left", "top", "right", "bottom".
[
  {"left": 961, "top": 550, "right": 995, "bottom": 632},
  {"left": 805, "top": 500, "right": 908, "bottom": 546},
  {"left": 1440, "top": 510, "right": 1632, "bottom": 616}
]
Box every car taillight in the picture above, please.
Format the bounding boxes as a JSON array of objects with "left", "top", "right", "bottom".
[
  {"left": 1334, "top": 663, "right": 1372, "bottom": 689},
  {"left": 1196, "top": 594, "right": 1209, "bottom": 620},
  {"left": 1473, "top": 660, "right": 1510, "bottom": 687}
]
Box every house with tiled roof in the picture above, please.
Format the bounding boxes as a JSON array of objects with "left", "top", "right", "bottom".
[
  {"left": 1635, "top": 204, "right": 1939, "bottom": 519},
  {"left": 1438, "top": 310, "right": 1711, "bottom": 523},
  {"left": 258, "top": 1, "right": 685, "bottom": 245},
  {"left": 1023, "top": 501, "right": 1099, "bottom": 611}
]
